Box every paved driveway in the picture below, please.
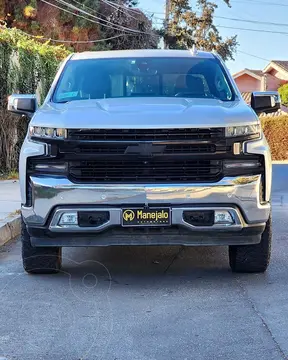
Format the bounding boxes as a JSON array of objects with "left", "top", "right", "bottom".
[{"left": 0, "top": 165, "right": 287, "bottom": 360}]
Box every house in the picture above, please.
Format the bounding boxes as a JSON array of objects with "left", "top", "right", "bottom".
[
  {"left": 233, "top": 61, "right": 288, "bottom": 116},
  {"left": 233, "top": 61, "right": 288, "bottom": 93}
]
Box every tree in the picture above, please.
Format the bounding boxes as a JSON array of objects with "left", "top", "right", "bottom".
[
  {"left": 278, "top": 83, "right": 288, "bottom": 107},
  {"left": 100, "top": 2, "right": 158, "bottom": 50},
  {"left": 163, "top": 0, "right": 237, "bottom": 61},
  {"left": 0, "top": 0, "right": 158, "bottom": 52}
]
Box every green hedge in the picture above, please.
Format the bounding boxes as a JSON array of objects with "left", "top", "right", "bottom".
[
  {"left": 278, "top": 84, "right": 288, "bottom": 107},
  {"left": 0, "top": 26, "right": 70, "bottom": 172},
  {"left": 0, "top": 26, "right": 70, "bottom": 103}
]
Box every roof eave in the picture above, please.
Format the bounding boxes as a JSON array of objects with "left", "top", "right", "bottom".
[
  {"left": 264, "top": 61, "right": 288, "bottom": 75},
  {"left": 233, "top": 69, "right": 262, "bottom": 81}
]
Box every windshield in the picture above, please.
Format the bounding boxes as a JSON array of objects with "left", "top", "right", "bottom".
[{"left": 53, "top": 57, "right": 234, "bottom": 103}]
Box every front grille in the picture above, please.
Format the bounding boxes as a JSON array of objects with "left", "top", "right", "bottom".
[
  {"left": 69, "top": 159, "right": 223, "bottom": 183},
  {"left": 57, "top": 128, "right": 228, "bottom": 183},
  {"left": 29, "top": 127, "right": 264, "bottom": 185},
  {"left": 68, "top": 128, "right": 224, "bottom": 141}
]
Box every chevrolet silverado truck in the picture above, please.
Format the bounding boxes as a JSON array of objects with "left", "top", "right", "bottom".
[{"left": 8, "top": 49, "right": 280, "bottom": 274}]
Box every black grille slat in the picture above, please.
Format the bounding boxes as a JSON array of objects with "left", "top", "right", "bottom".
[
  {"left": 165, "top": 144, "right": 216, "bottom": 154},
  {"left": 72, "top": 145, "right": 127, "bottom": 154},
  {"left": 69, "top": 159, "right": 222, "bottom": 183},
  {"left": 68, "top": 128, "right": 224, "bottom": 141},
  {"left": 62, "top": 143, "right": 217, "bottom": 155}
]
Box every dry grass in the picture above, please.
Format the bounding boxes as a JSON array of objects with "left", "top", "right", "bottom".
[
  {"left": 261, "top": 115, "right": 288, "bottom": 160},
  {"left": 0, "top": 170, "right": 19, "bottom": 180},
  {"left": 9, "top": 209, "right": 21, "bottom": 216}
]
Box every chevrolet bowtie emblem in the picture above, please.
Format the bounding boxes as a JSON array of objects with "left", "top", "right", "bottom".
[{"left": 125, "top": 143, "right": 166, "bottom": 156}]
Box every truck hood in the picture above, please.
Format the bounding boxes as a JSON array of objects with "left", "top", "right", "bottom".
[{"left": 31, "top": 97, "right": 258, "bottom": 129}]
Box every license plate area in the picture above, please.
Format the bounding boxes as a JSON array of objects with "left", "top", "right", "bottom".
[{"left": 122, "top": 208, "right": 171, "bottom": 227}]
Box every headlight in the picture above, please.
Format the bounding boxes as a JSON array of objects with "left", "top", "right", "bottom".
[
  {"left": 225, "top": 124, "right": 260, "bottom": 138},
  {"left": 29, "top": 126, "right": 67, "bottom": 139}
]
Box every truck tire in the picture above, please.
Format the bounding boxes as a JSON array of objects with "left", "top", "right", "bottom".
[
  {"left": 21, "top": 218, "right": 62, "bottom": 274},
  {"left": 229, "top": 215, "right": 272, "bottom": 273}
]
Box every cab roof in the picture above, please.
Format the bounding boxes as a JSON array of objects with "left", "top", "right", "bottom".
[{"left": 71, "top": 49, "right": 215, "bottom": 61}]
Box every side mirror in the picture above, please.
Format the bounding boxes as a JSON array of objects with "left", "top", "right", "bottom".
[
  {"left": 251, "top": 91, "right": 281, "bottom": 115},
  {"left": 7, "top": 94, "right": 37, "bottom": 117}
]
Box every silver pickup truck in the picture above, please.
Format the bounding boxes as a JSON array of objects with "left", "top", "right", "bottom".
[{"left": 8, "top": 49, "right": 280, "bottom": 274}]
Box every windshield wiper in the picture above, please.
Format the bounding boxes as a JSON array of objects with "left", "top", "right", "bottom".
[{"left": 55, "top": 100, "right": 70, "bottom": 104}]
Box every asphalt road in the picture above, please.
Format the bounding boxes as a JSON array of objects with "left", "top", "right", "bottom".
[{"left": 0, "top": 165, "right": 288, "bottom": 360}]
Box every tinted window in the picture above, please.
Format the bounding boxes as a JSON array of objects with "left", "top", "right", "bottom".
[{"left": 53, "top": 57, "right": 234, "bottom": 103}]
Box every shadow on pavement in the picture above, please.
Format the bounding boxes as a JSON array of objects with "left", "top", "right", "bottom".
[{"left": 60, "top": 245, "right": 233, "bottom": 284}]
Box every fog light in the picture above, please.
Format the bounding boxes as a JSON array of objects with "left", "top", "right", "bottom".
[
  {"left": 214, "top": 210, "right": 234, "bottom": 225},
  {"left": 59, "top": 212, "right": 78, "bottom": 226}
]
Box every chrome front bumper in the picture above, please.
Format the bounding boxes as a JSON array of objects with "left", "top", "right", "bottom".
[
  {"left": 23, "top": 174, "right": 270, "bottom": 228},
  {"left": 49, "top": 206, "right": 246, "bottom": 232}
]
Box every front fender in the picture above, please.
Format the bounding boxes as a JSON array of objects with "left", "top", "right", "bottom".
[
  {"left": 245, "top": 134, "right": 272, "bottom": 202},
  {"left": 19, "top": 138, "right": 46, "bottom": 205}
]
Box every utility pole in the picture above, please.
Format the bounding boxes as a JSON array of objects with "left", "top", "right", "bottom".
[{"left": 164, "top": 0, "right": 170, "bottom": 49}]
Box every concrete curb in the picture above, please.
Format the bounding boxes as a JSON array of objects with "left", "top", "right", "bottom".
[
  {"left": 272, "top": 161, "right": 288, "bottom": 164},
  {"left": 0, "top": 215, "right": 21, "bottom": 247}
]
